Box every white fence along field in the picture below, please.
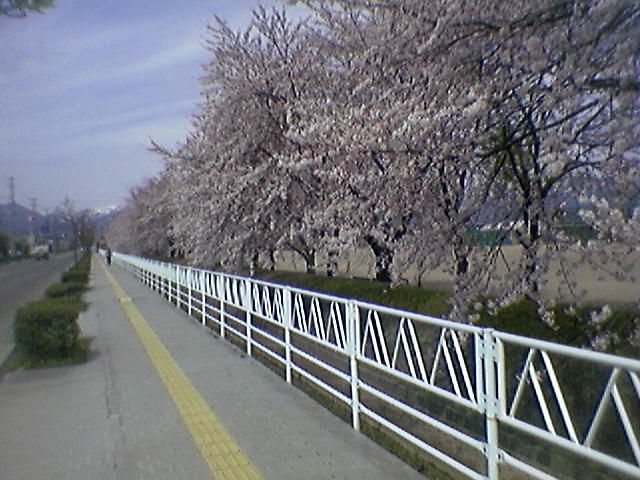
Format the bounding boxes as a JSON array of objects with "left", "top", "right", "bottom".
[{"left": 109, "top": 252, "right": 640, "bottom": 480}]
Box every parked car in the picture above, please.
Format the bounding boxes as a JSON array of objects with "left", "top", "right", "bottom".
[{"left": 31, "top": 244, "right": 50, "bottom": 260}]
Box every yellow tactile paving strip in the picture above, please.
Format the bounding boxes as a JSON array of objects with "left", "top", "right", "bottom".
[{"left": 100, "top": 262, "right": 261, "bottom": 480}]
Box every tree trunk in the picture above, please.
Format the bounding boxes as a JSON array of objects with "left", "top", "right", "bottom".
[
  {"left": 301, "top": 249, "right": 316, "bottom": 274},
  {"left": 521, "top": 209, "right": 541, "bottom": 299},
  {"left": 249, "top": 251, "right": 259, "bottom": 277},
  {"left": 452, "top": 234, "right": 469, "bottom": 277},
  {"left": 287, "top": 240, "right": 317, "bottom": 275},
  {"left": 364, "top": 235, "right": 393, "bottom": 283},
  {"left": 326, "top": 250, "right": 338, "bottom": 277}
]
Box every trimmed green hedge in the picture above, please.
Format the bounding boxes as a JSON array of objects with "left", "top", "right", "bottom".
[
  {"left": 46, "top": 281, "right": 86, "bottom": 299},
  {"left": 73, "top": 252, "right": 91, "bottom": 271},
  {"left": 14, "top": 299, "right": 82, "bottom": 358},
  {"left": 61, "top": 270, "right": 89, "bottom": 284},
  {"left": 9, "top": 252, "right": 92, "bottom": 366}
]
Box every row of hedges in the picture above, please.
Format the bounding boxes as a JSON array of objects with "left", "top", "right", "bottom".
[{"left": 13, "top": 253, "right": 92, "bottom": 362}]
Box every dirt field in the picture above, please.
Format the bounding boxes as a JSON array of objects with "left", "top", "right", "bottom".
[{"left": 275, "top": 244, "right": 639, "bottom": 304}]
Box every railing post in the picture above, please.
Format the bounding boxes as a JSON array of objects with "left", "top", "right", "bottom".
[
  {"left": 482, "top": 329, "right": 500, "bottom": 480},
  {"left": 163, "top": 277, "right": 166, "bottom": 298},
  {"left": 165, "top": 265, "right": 170, "bottom": 299},
  {"left": 244, "top": 279, "right": 252, "bottom": 356},
  {"left": 187, "top": 268, "right": 193, "bottom": 316},
  {"left": 201, "top": 272, "right": 206, "bottom": 326},
  {"left": 348, "top": 301, "right": 360, "bottom": 431},
  {"left": 219, "top": 276, "right": 226, "bottom": 339},
  {"left": 173, "top": 266, "right": 178, "bottom": 306},
  {"left": 174, "top": 265, "right": 180, "bottom": 307},
  {"left": 284, "top": 287, "right": 292, "bottom": 384}
]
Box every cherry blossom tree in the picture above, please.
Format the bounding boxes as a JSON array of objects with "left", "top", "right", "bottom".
[
  {"left": 106, "top": 175, "right": 175, "bottom": 258},
  {"left": 153, "top": 7, "right": 334, "bottom": 274},
  {"left": 124, "top": 0, "right": 639, "bottom": 323},
  {"left": 0, "top": 0, "right": 52, "bottom": 18},
  {"left": 282, "top": 2, "right": 439, "bottom": 281},
  {"left": 464, "top": 0, "right": 639, "bottom": 307},
  {"left": 296, "top": 0, "right": 639, "bottom": 311}
]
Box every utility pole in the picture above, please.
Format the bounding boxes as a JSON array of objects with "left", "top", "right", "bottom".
[
  {"left": 8, "top": 176, "right": 16, "bottom": 205},
  {"left": 29, "top": 197, "right": 38, "bottom": 239},
  {"left": 7, "top": 177, "right": 16, "bottom": 236}
]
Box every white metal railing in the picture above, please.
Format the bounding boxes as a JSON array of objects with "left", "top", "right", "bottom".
[{"left": 106, "top": 252, "right": 640, "bottom": 480}]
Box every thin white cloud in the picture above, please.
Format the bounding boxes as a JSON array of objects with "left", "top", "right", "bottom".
[
  {"left": 2, "top": 34, "right": 207, "bottom": 111},
  {"left": 0, "top": 0, "right": 281, "bottom": 209},
  {"left": 1, "top": 101, "right": 195, "bottom": 166},
  {"left": 116, "top": 38, "right": 206, "bottom": 78}
]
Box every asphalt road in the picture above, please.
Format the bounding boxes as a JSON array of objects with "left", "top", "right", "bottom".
[{"left": 0, "top": 253, "right": 75, "bottom": 364}]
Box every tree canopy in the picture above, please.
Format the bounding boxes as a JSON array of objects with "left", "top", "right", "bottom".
[
  {"left": 0, "top": 0, "right": 53, "bottom": 18},
  {"left": 108, "top": 0, "right": 640, "bottom": 322}
]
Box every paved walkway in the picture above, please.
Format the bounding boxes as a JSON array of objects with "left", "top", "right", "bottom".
[{"left": 0, "top": 257, "right": 425, "bottom": 480}]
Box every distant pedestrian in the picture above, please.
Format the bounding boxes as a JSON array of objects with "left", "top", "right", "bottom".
[{"left": 106, "top": 248, "right": 112, "bottom": 265}]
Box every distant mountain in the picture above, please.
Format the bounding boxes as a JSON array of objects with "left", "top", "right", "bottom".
[
  {"left": 0, "top": 203, "right": 45, "bottom": 236},
  {"left": 0, "top": 202, "right": 121, "bottom": 240},
  {"left": 90, "top": 206, "right": 120, "bottom": 237},
  {"left": 90, "top": 205, "right": 119, "bottom": 217}
]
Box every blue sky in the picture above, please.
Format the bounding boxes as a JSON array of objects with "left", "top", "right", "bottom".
[{"left": 0, "top": 0, "right": 292, "bottom": 211}]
